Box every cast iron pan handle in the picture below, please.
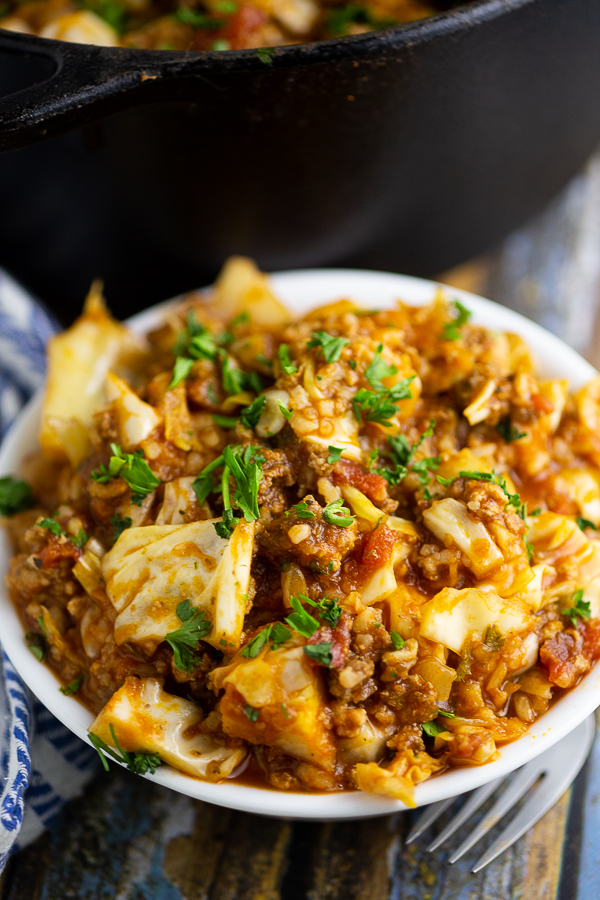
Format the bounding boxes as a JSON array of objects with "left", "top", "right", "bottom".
[{"left": 0, "top": 29, "right": 199, "bottom": 152}]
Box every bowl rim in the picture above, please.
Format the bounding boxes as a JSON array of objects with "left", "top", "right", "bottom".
[{"left": 1, "top": 265, "right": 599, "bottom": 820}]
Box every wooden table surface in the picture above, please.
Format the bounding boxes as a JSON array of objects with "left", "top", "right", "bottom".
[{"left": 3, "top": 152, "right": 600, "bottom": 900}]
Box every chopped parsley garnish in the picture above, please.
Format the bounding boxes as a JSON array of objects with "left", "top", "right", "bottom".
[
  {"left": 221, "top": 354, "right": 245, "bottom": 396},
  {"left": 213, "top": 414, "right": 239, "bottom": 429},
  {"left": 245, "top": 704, "right": 260, "bottom": 722},
  {"left": 174, "top": 7, "right": 225, "bottom": 28},
  {"left": 422, "top": 720, "right": 446, "bottom": 737},
  {"left": 302, "top": 595, "right": 342, "bottom": 628},
  {"left": 561, "top": 589, "right": 592, "bottom": 628},
  {"left": 110, "top": 514, "right": 132, "bottom": 545},
  {"left": 455, "top": 648, "right": 472, "bottom": 682},
  {"left": 89, "top": 724, "right": 161, "bottom": 776},
  {"left": 240, "top": 395, "right": 267, "bottom": 429},
  {"left": 285, "top": 595, "right": 320, "bottom": 638},
  {"left": 193, "top": 444, "right": 265, "bottom": 538},
  {"left": 278, "top": 343, "right": 297, "bottom": 375},
  {"left": 91, "top": 444, "right": 160, "bottom": 506},
  {"left": 40, "top": 517, "right": 62, "bottom": 536},
  {"left": 0, "top": 476, "right": 33, "bottom": 517},
  {"left": 303, "top": 642, "right": 333, "bottom": 667},
  {"left": 442, "top": 299, "right": 472, "bottom": 341},
  {"left": 497, "top": 418, "right": 527, "bottom": 443},
  {"left": 375, "top": 421, "right": 437, "bottom": 485},
  {"left": 286, "top": 500, "right": 316, "bottom": 520},
  {"left": 437, "top": 709, "right": 456, "bottom": 719},
  {"left": 279, "top": 402, "right": 293, "bottom": 420},
  {"left": 60, "top": 674, "right": 83, "bottom": 696},
  {"left": 256, "top": 47, "right": 275, "bottom": 65},
  {"left": 174, "top": 309, "right": 219, "bottom": 361},
  {"left": 241, "top": 622, "right": 292, "bottom": 658},
  {"left": 165, "top": 599, "right": 211, "bottom": 673},
  {"left": 365, "top": 344, "right": 398, "bottom": 391},
  {"left": 484, "top": 624, "right": 505, "bottom": 651},
  {"left": 524, "top": 540, "right": 534, "bottom": 562},
  {"left": 390, "top": 631, "right": 405, "bottom": 650},
  {"left": 25, "top": 631, "right": 45, "bottom": 661},
  {"left": 327, "top": 446, "right": 343, "bottom": 465},
  {"left": 40, "top": 517, "right": 87, "bottom": 549},
  {"left": 322, "top": 498, "right": 355, "bottom": 527},
  {"left": 577, "top": 517, "right": 598, "bottom": 532},
  {"left": 307, "top": 331, "right": 349, "bottom": 363},
  {"left": 168, "top": 356, "right": 194, "bottom": 391},
  {"left": 352, "top": 376, "right": 415, "bottom": 428}
]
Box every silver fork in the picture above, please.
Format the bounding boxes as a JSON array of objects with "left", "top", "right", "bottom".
[{"left": 405, "top": 715, "right": 596, "bottom": 873}]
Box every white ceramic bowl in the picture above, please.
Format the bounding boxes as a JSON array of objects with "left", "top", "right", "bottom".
[{"left": 1, "top": 268, "right": 600, "bottom": 820}]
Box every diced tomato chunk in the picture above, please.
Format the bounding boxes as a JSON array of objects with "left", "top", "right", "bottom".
[
  {"left": 333, "top": 460, "right": 388, "bottom": 504},
  {"left": 359, "top": 525, "right": 397, "bottom": 577},
  {"left": 39, "top": 537, "right": 81, "bottom": 569},
  {"left": 581, "top": 619, "right": 600, "bottom": 662}
]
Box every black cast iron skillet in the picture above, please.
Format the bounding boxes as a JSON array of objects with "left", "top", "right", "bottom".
[{"left": 1, "top": 0, "right": 600, "bottom": 322}]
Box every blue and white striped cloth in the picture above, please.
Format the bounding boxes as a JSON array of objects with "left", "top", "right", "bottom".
[{"left": 0, "top": 269, "right": 98, "bottom": 871}]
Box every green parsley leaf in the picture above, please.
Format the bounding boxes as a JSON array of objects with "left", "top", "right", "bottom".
[
  {"left": 437, "top": 709, "right": 456, "bottom": 719},
  {"left": 327, "top": 446, "right": 343, "bottom": 465},
  {"left": 71, "top": 529, "right": 88, "bottom": 551},
  {"left": 214, "top": 508, "right": 237, "bottom": 539},
  {"left": 390, "top": 631, "right": 405, "bottom": 650},
  {"left": 240, "top": 395, "right": 267, "bottom": 429},
  {"left": 168, "top": 356, "right": 195, "bottom": 391},
  {"left": 110, "top": 514, "right": 132, "bottom": 544},
  {"left": 89, "top": 723, "right": 161, "bottom": 775},
  {"left": 0, "top": 476, "right": 33, "bottom": 517},
  {"left": 307, "top": 331, "right": 349, "bottom": 363},
  {"left": 484, "top": 624, "right": 505, "bottom": 651},
  {"left": 303, "top": 642, "right": 333, "bottom": 667},
  {"left": 165, "top": 599, "right": 211, "bottom": 672},
  {"left": 422, "top": 720, "right": 445, "bottom": 737},
  {"left": 524, "top": 540, "right": 534, "bottom": 562},
  {"left": 458, "top": 470, "right": 527, "bottom": 521},
  {"left": 436, "top": 475, "right": 454, "bottom": 486},
  {"left": 25, "top": 631, "right": 45, "bottom": 661},
  {"left": 302, "top": 595, "right": 342, "bottom": 628},
  {"left": 577, "top": 517, "right": 598, "bottom": 532},
  {"left": 286, "top": 500, "right": 316, "bottom": 520},
  {"left": 241, "top": 625, "right": 273, "bottom": 658},
  {"left": 271, "top": 622, "right": 293, "bottom": 648},
  {"left": 322, "top": 498, "right": 355, "bottom": 527},
  {"left": 411, "top": 456, "right": 441, "bottom": 486},
  {"left": 365, "top": 344, "right": 398, "bottom": 391},
  {"left": 455, "top": 647, "right": 472, "bottom": 682},
  {"left": 256, "top": 47, "right": 274, "bottom": 65},
  {"left": 561, "top": 589, "right": 592, "bottom": 628},
  {"left": 244, "top": 704, "right": 260, "bottom": 721},
  {"left": 529, "top": 508, "right": 541, "bottom": 516},
  {"left": 174, "top": 7, "right": 225, "bottom": 28},
  {"left": 285, "top": 595, "right": 320, "bottom": 638},
  {"left": 92, "top": 445, "right": 160, "bottom": 506},
  {"left": 60, "top": 674, "right": 83, "bottom": 696},
  {"left": 221, "top": 355, "right": 245, "bottom": 396},
  {"left": 223, "top": 444, "right": 265, "bottom": 523},
  {"left": 192, "top": 454, "right": 224, "bottom": 505},
  {"left": 40, "top": 517, "right": 63, "bottom": 536},
  {"left": 352, "top": 377, "right": 415, "bottom": 428},
  {"left": 212, "top": 414, "right": 239, "bottom": 429},
  {"left": 442, "top": 299, "right": 472, "bottom": 341},
  {"left": 279, "top": 402, "right": 293, "bottom": 420},
  {"left": 278, "top": 343, "right": 297, "bottom": 375},
  {"left": 497, "top": 418, "right": 527, "bottom": 443}
]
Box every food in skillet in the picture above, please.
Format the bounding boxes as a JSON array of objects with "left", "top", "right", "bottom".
[
  {"left": 0, "top": 0, "right": 464, "bottom": 50},
  {"left": 3, "top": 257, "right": 600, "bottom": 804}
]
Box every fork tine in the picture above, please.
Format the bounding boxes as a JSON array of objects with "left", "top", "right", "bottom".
[
  {"left": 447, "top": 762, "right": 543, "bottom": 864},
  {"left": 471, "top": 716, "right": 596, "bottom": 873},
  {"left": 426, "top": 777, "right": 504, "bottom": 852},
  {"left": 405, "top": 797, "right": 455, "bottom": 844}
]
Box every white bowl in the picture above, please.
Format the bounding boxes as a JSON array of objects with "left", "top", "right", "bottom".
[{"left": 1, "top": 268, "right": 599, "bottom": 820}]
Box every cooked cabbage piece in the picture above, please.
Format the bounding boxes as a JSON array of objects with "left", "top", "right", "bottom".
[
  {"left": 40, "top": 284, "right": 146, "bottom": 465},
  {"left": 213, "top": 639, "right": 336, "bottom": 771},
  {"left": 423, "top": 498, "right": 504, "bottom": 576},
  {"left": 102, "top": 519, "right": 254, "bottom": 653},
  {"left": 420, "top": 587, "right": 533, "bottom": 654},
  {"left": 90, "top": 677, "right": 246, "bottom": 780}
]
